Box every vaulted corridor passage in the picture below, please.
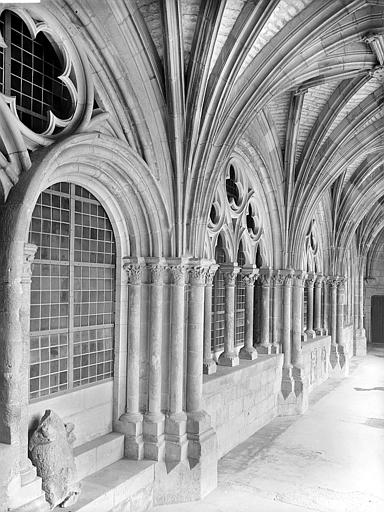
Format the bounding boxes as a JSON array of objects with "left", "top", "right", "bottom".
[{"left": 155, "top": 348, "right": 384, "bottom": 512}]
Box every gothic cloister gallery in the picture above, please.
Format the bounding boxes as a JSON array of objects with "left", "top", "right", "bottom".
[{"left": 0, "top": 0, "right": 383, "bottom": 510}]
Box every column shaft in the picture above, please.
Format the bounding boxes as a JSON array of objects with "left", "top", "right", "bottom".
[
  {"left": 314, "top": 275, "right": 323, "bottom": 334},
  {"left": 239, "top": 268, "right": 258, "bottom": 360},
  {"left": 203, "top": 265, "right": 218, "bottom": 374},
  {"left": 218, "top": 265, "right": 239, "bottom": 366},
  {"left": 305, "top": 273, "right": 316, "bottom": 338},
  {"left": 282, "top": 271, "right": 294, "bottom": 369},
  {"left": 258, "top": 268, "right": 272, "bottom": 354},
  {"left": 292, "top": 271, "right": 306, "bottom": 368}
]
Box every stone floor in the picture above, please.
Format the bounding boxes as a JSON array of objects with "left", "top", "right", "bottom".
[{"left": 154, "top": 346, "right": 384, "bottom": 512}]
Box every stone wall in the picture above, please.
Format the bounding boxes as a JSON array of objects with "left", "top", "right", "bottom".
[
  {"left": 302, "top": 336, "right": 331, "bottom": 393},
  {"left": 28, "top": 380, "right": 113, "bottom": 447},
  {"left": 203, "top": 354, "right": 283, "bottom": 459},
  {"left": 343, "top": 324, "right": 354, "bottom": 359}
]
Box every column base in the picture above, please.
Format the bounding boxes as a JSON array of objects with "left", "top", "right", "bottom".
[
  {"left": 257, "top": 344, "right": 272, "bottom": 355},
  {"left": 203, "top": 358, "right": 217, "bottom": 375},
  {"left": 329, "top": 345, "right": 349, "bottom": 377},
  {"left": 115, "top": 412, "right": 144, "bottom": 460},
  {"left": 143, "top": 413, "right": 165, "bottom": 461},
  {"left": 278, "top": 367, "right": 308, "bottom": 415},
  {"left": 165, "top": 413, "right": 188, "bottom": 463},
  {"left": 271, "top": 343, "right": 280, "bottom": 354},
  {"left": 305, "top": 329, "right": 316, "bottom": 339},
  {"left": 315, "top": 328, "right": 323, "bottom": 336},
  {"left": 239, "top": 345, "right": 258, "bottom": 360},
  {"left": 354, "top": 329, "right": 367, "bottom": 356},
  {"left": 154, "top": 411, "right": 218, "bottom": 505},
  {"left": 218, "top": 351, "right": 239, "bottom": 367}
]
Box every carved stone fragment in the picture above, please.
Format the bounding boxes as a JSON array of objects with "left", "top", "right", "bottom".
[{"left": 29, "top": 410, "right": 80, "bottom": 509}]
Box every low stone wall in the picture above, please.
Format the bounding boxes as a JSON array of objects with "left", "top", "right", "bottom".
[
  {"left": 203, "top": 354, "right": 283, "bottom": 459},
  {"left": 29, "top": 380, "right": 113, "bottom": 447},
  {"left": 302, "top": 336, "right": 331, "bottom": 393}
]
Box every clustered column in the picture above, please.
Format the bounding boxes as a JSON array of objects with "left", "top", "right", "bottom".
[
  {"left": 336, "top": 277, "right": 347, "bottom": 368},
  {"left": 239, "top": 266, "right": 258, "bottom": 360}
]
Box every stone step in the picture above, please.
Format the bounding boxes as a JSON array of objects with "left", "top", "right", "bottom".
[
  {"left": 67, "top": 459, "right": 155, "bottom": 512},
  {"left": 9, "top": 475, "right": 47, "bottom": 511},
  {"left": 74, "top": 432, "right": 125, "bottom": 481}
]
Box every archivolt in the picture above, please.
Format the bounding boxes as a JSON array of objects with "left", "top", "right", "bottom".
[{"left": 1, "top": 132, "right": 171, "bottom": 259}]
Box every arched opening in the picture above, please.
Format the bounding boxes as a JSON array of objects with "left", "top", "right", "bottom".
[
  {"left": 211, "top": 235, "right": 226, "bottom": 354},
  {"left": 235, "top": 242, "right": 246, "bottom": 347},
  {"left": 27, "top": 182, "right": 117, "bottom": 445}
]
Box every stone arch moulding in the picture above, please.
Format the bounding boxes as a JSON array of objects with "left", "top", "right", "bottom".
[{"left": 0, "top": 131, "right": 171, "bottom": 451}]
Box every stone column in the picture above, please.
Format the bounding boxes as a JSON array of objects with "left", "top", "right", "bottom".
[
  {"left": 292, "top": 270, "right": 306, "bottom": 370},
  {"left": 354, "top": 265, "right": 367, "bottom": 355},
  {"left": 143, "top": 260, "right": 165, "bottom": 460},
  {"left": 257, "top": 267, "right": 273, "bottom": 354},
  {"left": 19, "top": 244, "right": 37, "bottom": 481},
  {"left": 336, "top": 277, "right": 348, "bottom": 371},
  {"left": 323, "top": 276, "right": 329, "bottom": 335},
  {"left": 271, "top": 271, "right": 283, "bottom": 354},
  {"left": 328, "top": 276, "right": 339, "bottom": 369},
  {"left": 239, "top": 266, "right": 258, "bottom": 360},
  {"left": 118, "top": 259, "right": 145, "bottom": 459},
  {"left": 165, "top": 262, "right": 188, "bottom": 462},
  {"left": 203, "top": 264, "right": 218, "bottom": 374},
  {"left": 314, "top": 274, "right": 324, "bottom": 335},
  {"left": 186, "top": 263, "right": 217, "bottom": 484},
  {"left": 218, "top": 264, "right": 240, "bottom": 366},
  {"left": 305, "top": 272, "right": 316, "bottom": 338},
  {"left": 281, "top": 270, "right": 294, "bottom": 370}
]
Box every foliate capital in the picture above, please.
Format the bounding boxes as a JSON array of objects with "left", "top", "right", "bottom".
[
  {"left": 272, "top": 270, "right": 284, "bottom": 286},
  {"left": 314, "top": 273, "right": 325, "bottom": 288},
  {"left": 149, "top": 263, "right": 165, "bottom": 285},
  {"left": 327, "top": 275, "right": 339, "bottom": 289},
  {"left": 22, "top": 243, "right": 38, "bottom": 280},
  {"left": 259, "top": 267, "right": 273, "bottom": 286},
  {"left": 205, "top": 264, "right": 219, "bottom": 285},
  {"left": 221, "top": 265, "right": 240, "bottom": 286},
  {"left": 293, "top": 270, "right": 307, "bottom": 287},
  {"left": 123, "top": 262, "right": 145, "bottom": 285},
  {"left": 188, "top": 265, "right": 209, "bottom": 286},
  {"left": 168, "top": 265, "right": 187, "bottom": 286},
  {"left": 280, "top": 269, "right": 294, "bottom": 287},
  {"left": 306, "top": 272, "right": 317, "bottom": 286}
]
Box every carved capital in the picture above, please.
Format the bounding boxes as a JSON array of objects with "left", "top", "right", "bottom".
[
  {"left": 314, "top": 273, "right": 324, "bottom": 288},
  {"left": 168, "top": 265, "right": 187, "bottom": 286},
  {"left": 222, "top": 266, "right": 240, "bottom": 286},
  {"left": 259, "top": 267, "right": 273, "bottom": 287},
  {"left": 271, "top": 270, "right": 284, "bottom": 286},
  {"left": 188, "top": 265, "right": 209, "bottom": 286},
  {"left": 149, "top": 263, "right": 165, "bottom": 285},
  {"left": 241, "top": 265, "right": 258, "bottom": 286},
  {"left": 279, "top": 269, "right": 294, "bottom": 287},
  {"left": 363, "top": 33, "right": 384, "bottom": 65},
  {"left": 205, "top": 264, "right": 219, "bottom": 285},
  {"left": 22, "top": 243, "right": 37, "bottom": 281},
  {"left": 123, "top": 262, "right": 145, "bottom": 285},
  {"left": 327, "top": 276, "right": 339, "bottom": 289},
  {"left": 337, "top": 276, "right": 346, "bottom": 290},
  {"left": 306, "top": 272, "right": 317, "bottom": 287},
  {"left": 293, "top": 270, "right": 307, "bottom": 287}
]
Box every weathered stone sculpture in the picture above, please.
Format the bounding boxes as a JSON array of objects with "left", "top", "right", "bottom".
[{"left": 29, "top": 410, "right": 81, "bottom": 509}]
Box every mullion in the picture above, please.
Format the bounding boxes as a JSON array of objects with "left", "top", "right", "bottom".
[
  {"left": 3, "top": 11, "right": 11, "bottom": 96},
  {"left": 68, "top": 183, "right": 75, "bottom": 389}
]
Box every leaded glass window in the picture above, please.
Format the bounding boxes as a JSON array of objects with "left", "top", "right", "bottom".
[
  {"left": 0, "top": 9, "right": 73, "bottom": 133},
  {"left": 211, "top": 237, "right": 226, "bottom": 351},
  {"left": 235, "top": 244, "right": 246, "bottom": 346},
  {"left": 28, "top": 183, "right": 115, "bottom": 400}
]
